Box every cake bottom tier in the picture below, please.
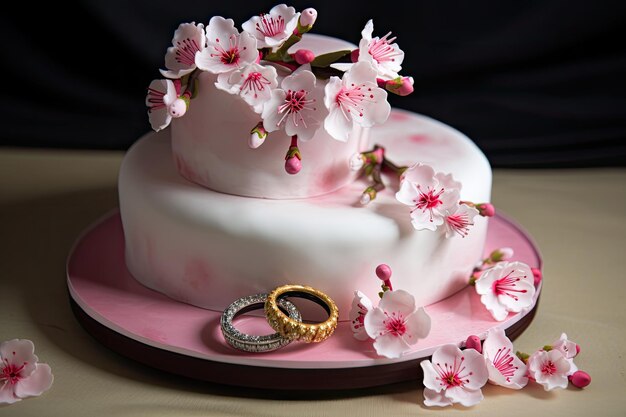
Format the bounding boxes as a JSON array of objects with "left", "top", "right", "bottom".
[{"left": 119, "top": 111, "right": 492, "bottom": 320}]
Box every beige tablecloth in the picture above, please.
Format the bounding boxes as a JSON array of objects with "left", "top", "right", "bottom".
[{"left": 1, "top": 147, "right": 625, "bottom": 416}]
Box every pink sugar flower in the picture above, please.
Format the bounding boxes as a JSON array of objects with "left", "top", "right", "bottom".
[
  {"left": 160, "top": 22, "right": 206, "bottom": 79},
  {"left": 196, "top": 16, "right": 257, "bottom": 74},
  {"left": 395, "top": 164, "right": 461, "bottom": 231},
  {"left": 363, "top": 289, "right": 431, "bottom": 358},
  {"left": 242, "top": 4, "right": 299, "bottom": 49},
  {"left": 482, "top": 328, "right": 528, "bottom": 389},
  {"left": 475, "top": 261, "right": 536, "bottom": 321},
  {"left": 215, "top": 63, "right": 278, "bottom": 113},
  {"left": 261, "top": 65, "right": 326, "bottom": 141},
  {"left": 323, "top": 61, "right": 390, "bottom": 142},
  {"left": 443, "top": 203, "right": 479, "bottom": 238},
  {"left": 421, "top": 344, "right": 489, "bottom": 407},
  {"left": 349, "top": 291, "right": 373, "bottom": 341},
  {"left": 527, "top": 349, "right": 571, "bottom": 391},
  {"left": 145, "top": 79, "right": 177, "bottom": 132},
  {"left": 0, "top": 339, "right": 53, "bottom": 404},
  {"left": 332, "top": 20, "right": 404, "bottom": 80},
  {"left": 358, "top": 20, "right": 404, "bottom": 80},
  {"left": 551, "top": 333, "right": 579, "bottom": 375}
]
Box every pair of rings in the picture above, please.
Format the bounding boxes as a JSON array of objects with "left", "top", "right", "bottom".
[{"left": 220, "top": 284, "right": 339, "bottom": 353}]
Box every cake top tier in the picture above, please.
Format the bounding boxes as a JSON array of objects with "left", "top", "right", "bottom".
[{"left": 145, "top": 3, "right": 415, "bottom": 176}]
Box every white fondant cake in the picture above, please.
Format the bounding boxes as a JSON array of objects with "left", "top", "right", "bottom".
[
  {"left": 129, "top": 6, "right": 494, "bottom": 324},
  {"left": 119, "top": 110, "right": 491, "bottom": 321}
]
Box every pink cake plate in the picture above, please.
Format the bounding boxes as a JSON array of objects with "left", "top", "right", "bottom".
[{"left": 67, "top": 209, "right": 542, "bottom": 390}]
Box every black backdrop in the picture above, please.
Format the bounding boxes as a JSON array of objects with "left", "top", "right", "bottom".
[{"left": 2, "top": 0, "right": 626, "bottom": 167}]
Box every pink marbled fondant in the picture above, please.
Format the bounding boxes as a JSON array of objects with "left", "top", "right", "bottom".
[
  {"left": 408, "top": 134, "right": 430, "bottom": 144},
  {"left": 182, "top": 259, "right": 214, "bottom": 292}
]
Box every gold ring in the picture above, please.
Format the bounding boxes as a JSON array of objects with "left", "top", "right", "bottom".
[{"left": 265, "top": 285, "right": 339, "bottom": 343}]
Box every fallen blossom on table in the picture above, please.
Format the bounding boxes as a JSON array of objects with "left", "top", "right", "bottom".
[
  {"left": 482, "top": 328, "right": 528, "bottom": 389},
  {"left": 0, "top": 339, "right": 53, "bottom": 404},
  {"left": 421, "top": 344, "right": 489, "bottom": 407}
]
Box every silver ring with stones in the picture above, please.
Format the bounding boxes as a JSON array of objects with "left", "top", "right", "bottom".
[{"left": 220, "top": 293, "right": 302, "bottom": 352}]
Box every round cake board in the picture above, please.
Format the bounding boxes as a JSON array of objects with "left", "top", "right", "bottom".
[{"left": 67, "top": 210, "right": 542, "bottom": 390}]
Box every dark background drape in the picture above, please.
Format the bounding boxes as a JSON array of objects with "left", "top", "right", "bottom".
[{"left": 2, "top": 0, "right": 626, "bottom": 167}]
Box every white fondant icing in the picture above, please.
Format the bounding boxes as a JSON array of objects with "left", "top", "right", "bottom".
[
  {"left": 119, "top": 110, "right": 492, "bottom": 321},
  {"left": 171, "top": 34, "right": 366, "bottom": 199}
]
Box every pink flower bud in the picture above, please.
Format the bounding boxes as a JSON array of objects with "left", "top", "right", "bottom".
[
  {"left": 349, "top": 153, "right": 365, "bottom": 171},
  {"left": 465, "top": 335, "right": 482, "bottom": 353},
  {"left": 477, "top": 203, "right": 496, "bottom": 217},
  {"left": 531, "top": 267, "right": 542, "bottom": 286},
  {"left": 294, "top": 49, "right": 315, "bottom": 65},
  {"left": 359, "top": 192, "right": 371, "bottom": 205},
  {"left": 285, "top": 156, "right": 302, "bottom": 175},
  {"left": 375, "top": 264, "right": 393, "bottom": 291},
  {"left": 299, "top": 8, "right": 317, "bottom": 27},
  {"left": 569, "top": 370, "right": 591, "bottom": 388},
  {"left": 350, "top": 49, "right": 360, "bottom": 63},
  {"left": 168, "top": 98, "right": 188, "bottom": 118},
  {"left": 249, "top": 123, "right": 267, "bottom": 149},
  {"left": 249, "top": 133, "right": 265, "bottom": 149},
  {"left": 385, "top": 76, "right": 414, "bottom": 96},
  {"left": 376, "top": 264, "right": 392, "bottom": 281},
  {"left": 575, "top": 344, "right": 581, "bottom": 356}
]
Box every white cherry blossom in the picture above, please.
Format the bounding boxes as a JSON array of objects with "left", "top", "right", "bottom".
[
  {"left": 475, "top": 261, "right": 536, "bottom": 321},
  {"left": 261, "top": 65, "right": 326, "bottom": 141},
  {"left": 482, "top": 328, "right": 528, "bottom": 389},
  {"left": 349, "top": 291, "right": 373, "bottom": 341},
  {"left": 323, "top": 61, "right": 390, "bottom": 142},
  {"left": 527, "top": 349, "right": 571, "bottom": 391},
  {"left": 551, "top": 333, "right": 579, "bottom": 375},
  {"left": 363, "top": 290, "right": 431, "bottom": 358},
  {"left": 145, "top": 79, "right": 177, "bottom": 132},
  {"left": 395, "top": 164, "right": 462, "bottom": 231},
  {"left": 160, "top": 22, "right": 206, "bottom": 79},
  {"left": 333, "top": 20, "right": 404, "bottom": 80},
  {"left": 421, "top": 344, "right": 489, "bottom": 407},
  {"left": 0, "top": 339, "right": 53, "bottom": 404},
  {"left": 215, "top": 63, "right": 278, "bottom": 113},
  {"left": 196, "top": 16, "right": 258, "bottom": 74},
  {"left": 242, "top": 4, "right": 299, "bottom": 49},
  {"left": 443, "top": 203, "right": 480, "bottom": 238}
]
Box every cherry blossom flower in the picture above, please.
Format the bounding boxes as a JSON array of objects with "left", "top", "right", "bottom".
[
  {"left": 349, "top": 291, "right": 373, "bottom": 341},
  {"left": 261, "top": 66, "right": 326, "bottom": 141},
  {"left": 242, "top": 4, "right": 299, "bottom": 49},
  {"left": 160, "top": 22, "right": 206, "bottom": 79},
  {"left": 421, "top": 344, "right": 489, "bottom": 407},
  {"left": 443, "top": 203, "right": 480, "bottom": 238},
  {"left": 323, "top": 61, "right": 390, "bottom": 142},
  {"left": 0, "top": 339, "right": 53, "bottom": 404},
  {"left": 527, "top": 349, "right": 571, "bottom": 390},
  {"left": 196, "top": 16, "right": 257, "bottom": 74},
  {"left": 146, "top": 79, "right": 177, "bottom": 132},
  {"left": 474, "top": 261, "right": 536, "bottom": 321},
  {"left": 215, "top": 63, "right": 278, "bottom": 113},
  {"left": 363, "top": 289, "right": 431, "bottom": 358},
  {"left": 395, "top": 164, "right": 461, "bottom": 231},
  {"left": 333, "top": 20, "right": 405, "bottom": 81},
  {"left": 482, "top": 328, "right": 528, "bottom": 389},
  {"left": 551, "top": 333, "right": 579, "bottom": 375}
]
